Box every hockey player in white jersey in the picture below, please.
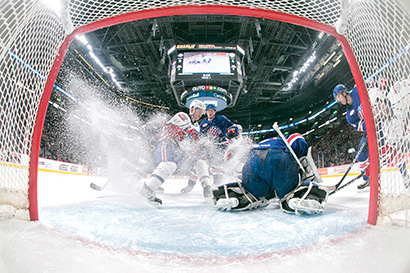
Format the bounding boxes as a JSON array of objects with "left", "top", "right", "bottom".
[
  {"left": 368, "top": 79, "right": 410, "bottom": 188},
  {"left": 139, "top": 99, "right": 212, "bottom": 207}
]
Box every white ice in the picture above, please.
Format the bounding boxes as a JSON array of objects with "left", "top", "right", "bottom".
[{"left": 1, "top": 171, "right": 410, "bottom": 273}]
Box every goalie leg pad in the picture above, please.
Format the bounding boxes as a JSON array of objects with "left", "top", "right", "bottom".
[
  {"left": 279, "top": 181, "right": 329, "bottom": 215},
  {"left": 212, "top": 182, "right": 269, "bottom": 211},
  {"left": 300, "top": 147, "right": 323, "bottom": 183}
]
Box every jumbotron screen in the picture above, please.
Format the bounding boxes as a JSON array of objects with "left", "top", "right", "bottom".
[
  {"left": 169, "top": 45, "right": 243, "bottom": 82},
  {"left": 182, "top": 52, "right": 232, "bottom": 74}
]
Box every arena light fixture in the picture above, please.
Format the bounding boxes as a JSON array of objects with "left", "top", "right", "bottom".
[
  {"left": 76, "top": 35, "right": 88, "bottom": 46},
  {"left": 283, "top": 51, "right": 317, "bottom": 91},
  {"left": 323, "top": 51, "right": 336, "bottom": 66},
  {"left": 333, "top": 59, "right": 341, "bottom": 67},
  {"left": 89, "top": 51, "right": 108, "bottom": 73},
  {"left": 167, "top": 45, "right": 176, "bottom": 55},
  {"left": 236, "top": 45, "right": 245, "bottom": 55}
]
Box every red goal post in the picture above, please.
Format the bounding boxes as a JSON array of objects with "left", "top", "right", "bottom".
[{"left": 0, "top": 0, "right": 409, "bottom": 225}]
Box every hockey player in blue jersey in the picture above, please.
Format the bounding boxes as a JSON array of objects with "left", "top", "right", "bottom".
[
  {"left": 333, "top": 84, "right": 370, "bottom": 190},
  {"left": 212, "top": 133, "right": 329, "bottom": 215},
  {"left": 200, "top": 104, "right": 234, "bottom": 142},
  {"left": 200, "top": 104, "right": 234, "bottom": 185}
]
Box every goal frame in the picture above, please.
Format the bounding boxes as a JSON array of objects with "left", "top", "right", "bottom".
[{"left": 28, "top": 5, "right": 379, "bottom": 223}]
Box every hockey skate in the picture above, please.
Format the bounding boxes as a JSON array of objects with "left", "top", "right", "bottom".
[
  {"left": 200, "top": 176, "right": 212, "bottom": 198},
  {"left": 181, "top": 178, "right": 196, "bottom": 194},
  {"left": 140, "top": 183, "right": 162, "bottom": 208},
  {"left": 212, "top": 182, "right": 270, "bottom": 211},
  {"left": 357, "top": 176, "right": 370, "bottom": 192},
  {"left": 181, "top": 184, "right": 194, "bottom": 194},
  {"left": 202, "top": 184, "right": 212, "bottom": 198}
]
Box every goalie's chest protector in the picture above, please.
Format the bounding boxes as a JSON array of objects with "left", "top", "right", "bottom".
[{"left": 242, "top": 148, "right": 300, "bottom": 199}]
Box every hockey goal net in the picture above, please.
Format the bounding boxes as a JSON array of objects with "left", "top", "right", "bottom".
[{"left": 0, "top": 0, "right": 409, "bottom": 224}]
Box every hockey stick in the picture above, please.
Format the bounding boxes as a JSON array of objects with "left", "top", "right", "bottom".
[
  {"left": 90, "top": 160, "right": 125, "bottom": 191},
  {"left": 329, "top": 173, "right": 364, "bottom": 195},
  {"left": 330, "top": 134, "right": 368, "bottom": 192},
  {"left": 273, "top": 122, "right": 367, "bottom": 194},
  {"left": 272, "top": 122, "right": 305, "bottom": 172},
  {"left": 90, "top": 160, "right": 147, "bottom": 191},
  {"left": 90, "top": 176, "right": 115, "bottom": 191}
]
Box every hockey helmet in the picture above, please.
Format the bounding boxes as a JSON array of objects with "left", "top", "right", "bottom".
[
  {"left": 189, "top": 99, "right": 206, "bottom": 115},
  {"left": 333, "top": 84, "right": 347, "bottom": 101},
  {"left": 206, "top": 104, "right": 217, "bottom": 111}
]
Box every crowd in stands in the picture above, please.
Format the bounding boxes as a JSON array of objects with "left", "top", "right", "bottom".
[
  {"left": 309, "top": 125, "right": 363, "bottom": 168},
  {"left": 40, "top": 91, "right": 363, "bottom": 170},
  {"left": 40, "top": 106, "right": 77, "bottom": 163},
  {"left": 39, "top": 103, "right": 102, "bottom": 166}
]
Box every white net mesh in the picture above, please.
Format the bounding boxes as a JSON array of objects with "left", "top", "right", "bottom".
[
  {"left": 0, "top": 0, "right": 409, "bottom": 222},
  {"left": 346, "top": 0, "right": 410, "bottom": 224},
  {"left": 0, "top": 1, "right": 66, "bottom": 218}
]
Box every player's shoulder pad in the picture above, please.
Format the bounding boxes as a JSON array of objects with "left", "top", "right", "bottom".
[
  {"left": 168, "top": 112, "right": 191, "bottom": 128},
  {"left": 216, "top": 115, "right": 230, "bottom": 121}
]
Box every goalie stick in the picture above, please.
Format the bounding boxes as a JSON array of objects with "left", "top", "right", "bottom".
[
  {"left": 272, "top": 122, "right": 306, "bottom": 172},
  {"left": 273, "top": 122, "right": 368, "bottom": 194}
]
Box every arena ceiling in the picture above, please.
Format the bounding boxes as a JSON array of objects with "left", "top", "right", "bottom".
[{"left": 61, "top": 15, "right": 355, "bottom": 137}]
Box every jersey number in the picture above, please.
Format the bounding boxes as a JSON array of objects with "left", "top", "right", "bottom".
[{"left": 178, "top": 113, "right": 188, "bottom": 121}]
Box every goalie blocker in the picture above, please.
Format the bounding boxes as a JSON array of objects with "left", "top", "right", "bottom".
[{"left": 212, "top": 133, "right": 329, "bottom": 215}]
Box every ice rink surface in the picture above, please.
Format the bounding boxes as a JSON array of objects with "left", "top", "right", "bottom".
[{"left": 1, "top": 170, "right": 410, "bottom": 273}]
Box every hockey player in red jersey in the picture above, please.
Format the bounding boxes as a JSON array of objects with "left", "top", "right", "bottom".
[{"left": 139, "top": 99, "right": 211, "bottom": 207}]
